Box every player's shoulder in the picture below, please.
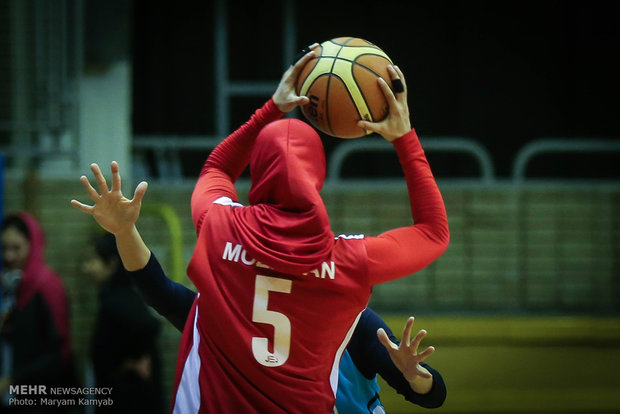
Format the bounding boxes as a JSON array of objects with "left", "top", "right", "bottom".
[
  {"left": 333, "top": 234, "right": 366, "bottom": 253},
  {"left": 332, "top": 234, "right": 368, "bottom": 273}
]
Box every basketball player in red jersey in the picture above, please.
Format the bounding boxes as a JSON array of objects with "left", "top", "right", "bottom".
[
  {"left": 169, "top": 45, "right": 449, "bottom": 412},
  {"left": 73, "top": 46, "right": 449, "bottom": 413}
]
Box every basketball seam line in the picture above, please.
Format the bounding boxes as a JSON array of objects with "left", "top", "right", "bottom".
[
  {"left": 330, "top": 72, "right": 365, "bottom": 124},
  {"left": 323, "top": 43, "right": 348, "bottom": 136},
  {"left": 348, "top": 65, "right": 374, "bottom": 124},
  {"left": 309, "top": 55, "right": 388, "bottom": 79},
  {"left": 327, "top": 38, "right": 378, "bottom": 49}
]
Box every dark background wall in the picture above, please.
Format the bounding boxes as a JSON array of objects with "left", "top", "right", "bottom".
[{"left": 131, "top": 0, "right": 620, "bottom": 179}]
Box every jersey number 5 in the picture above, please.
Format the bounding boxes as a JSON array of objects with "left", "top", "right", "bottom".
[{"left": 252, "top": 275, "right": 292, "bottom": 367}]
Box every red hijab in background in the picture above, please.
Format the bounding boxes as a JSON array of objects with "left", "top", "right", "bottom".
[
  {"left": 231, "top": 119, "right": 334, "bottom": 275},
  {"left": 9, "top": 212, "right": 72, "bottom": 362}
]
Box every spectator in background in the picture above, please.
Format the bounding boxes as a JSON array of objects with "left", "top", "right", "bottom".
[
  {"left": 0, "top": 212, "right": 75, "bottom": 412},
  {"left": 82, "top": 232, "right": 163, "bottom": 413}
]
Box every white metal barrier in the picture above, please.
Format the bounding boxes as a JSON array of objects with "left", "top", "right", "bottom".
[
  {"left": 512, "top": 138, "right": 620, "bottom": 183},
  {"left": 327, "top": 137, "right": 496, "bottom": 184}
]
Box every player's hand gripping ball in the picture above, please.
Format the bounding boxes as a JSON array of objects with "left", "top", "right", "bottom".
[{"left": 296, "top": 37, "right": 398, "bottom": 139}]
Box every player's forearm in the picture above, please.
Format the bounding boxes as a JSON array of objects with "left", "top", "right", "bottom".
[
  {"left": 129, "top": 252, "right": 196, "bottom": 332},
  {"left": 366, "top": 131, "right": 450, "bottom": 282},
  {"left": 201, "top": 99, "right": 283, "bottom": 182},
  {"left": 393, "top": 130, "right": 449, "bottom": 247},
  {"left": 114, "top": 225, "right": 151, "bottom": 271},
  {"left": 191, "top": 99, "right": 283, "bottom": 230}
]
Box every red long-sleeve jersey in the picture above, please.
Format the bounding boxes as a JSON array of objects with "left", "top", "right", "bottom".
[{"left": 171, "top": 99, "right": 448, "bottom": 414}]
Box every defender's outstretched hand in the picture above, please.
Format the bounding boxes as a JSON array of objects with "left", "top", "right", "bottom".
[
  {"left": 377, "top": 316, "right": 435, "bottom": 394},
  {"left": 71, "top": 161, "right": 151, "bottom": 271},
  {"left": 273, "top": 43, "right": 320, "bottom": 113},
  {"left": 71, "top": 161, "right": 147, "bottom": 236},
  {"left": 358, "top": 65, "right": 411, "bottom": 142}
]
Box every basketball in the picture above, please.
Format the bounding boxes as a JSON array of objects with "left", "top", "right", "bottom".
[{"left": 296, "top": 37, "right": 395, "bottom": 139}]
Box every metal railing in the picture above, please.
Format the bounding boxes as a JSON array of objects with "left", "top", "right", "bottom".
[
  {"left": 133, "top": 136, "right": 222, "bottom": 181},
  {"left": 327, "top": 136, "right": 495, "bottom": 184},
  {"left": 133, "top": 134, "right": 620, "bottom": 188},
  {"left": 132, "top": 135, "right": 498, "bottom": 184},
  {"left": 512, "top": 138, "right": 620, "bottom": 183}
]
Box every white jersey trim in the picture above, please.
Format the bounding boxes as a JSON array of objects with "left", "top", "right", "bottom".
[
  {"left": 213, "top": 196, "right": 243, "bottom": 208},
  {"left": 329, "top": 310, "right": 363, "bottom": 404},
  {"left": 172, "top": 304, "right": 202, "bottom": 414},
  {"left": 335, "top": 234, "right": 365, "bottom": 240}
]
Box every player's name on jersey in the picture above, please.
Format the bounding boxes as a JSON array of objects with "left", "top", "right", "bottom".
[{"left": 222, "top": 241, "right": 336, "bottom": 280}]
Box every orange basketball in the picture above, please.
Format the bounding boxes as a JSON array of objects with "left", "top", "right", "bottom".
[{"left": 296, "top": 37, "right": 394, "bottom": 139}]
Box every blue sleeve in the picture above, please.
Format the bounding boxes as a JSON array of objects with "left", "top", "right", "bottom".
[
  {"left": 347, "top": 308, "right": 447, "bottom": 408},
  {"left": 128, "top": 252, "right": 196, "bottom": 332}
]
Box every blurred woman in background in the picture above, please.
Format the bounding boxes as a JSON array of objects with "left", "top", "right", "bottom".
[{"left": 0, "top": 212, "right": 74, "bottom": 412}]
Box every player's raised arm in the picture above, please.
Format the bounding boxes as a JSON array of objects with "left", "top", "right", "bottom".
[
  {"left": 190, "top": 44, "right": 319, "bottom": 231},
  {"left": 362, "top": 65, "right": 449, "bottom": 284}
]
